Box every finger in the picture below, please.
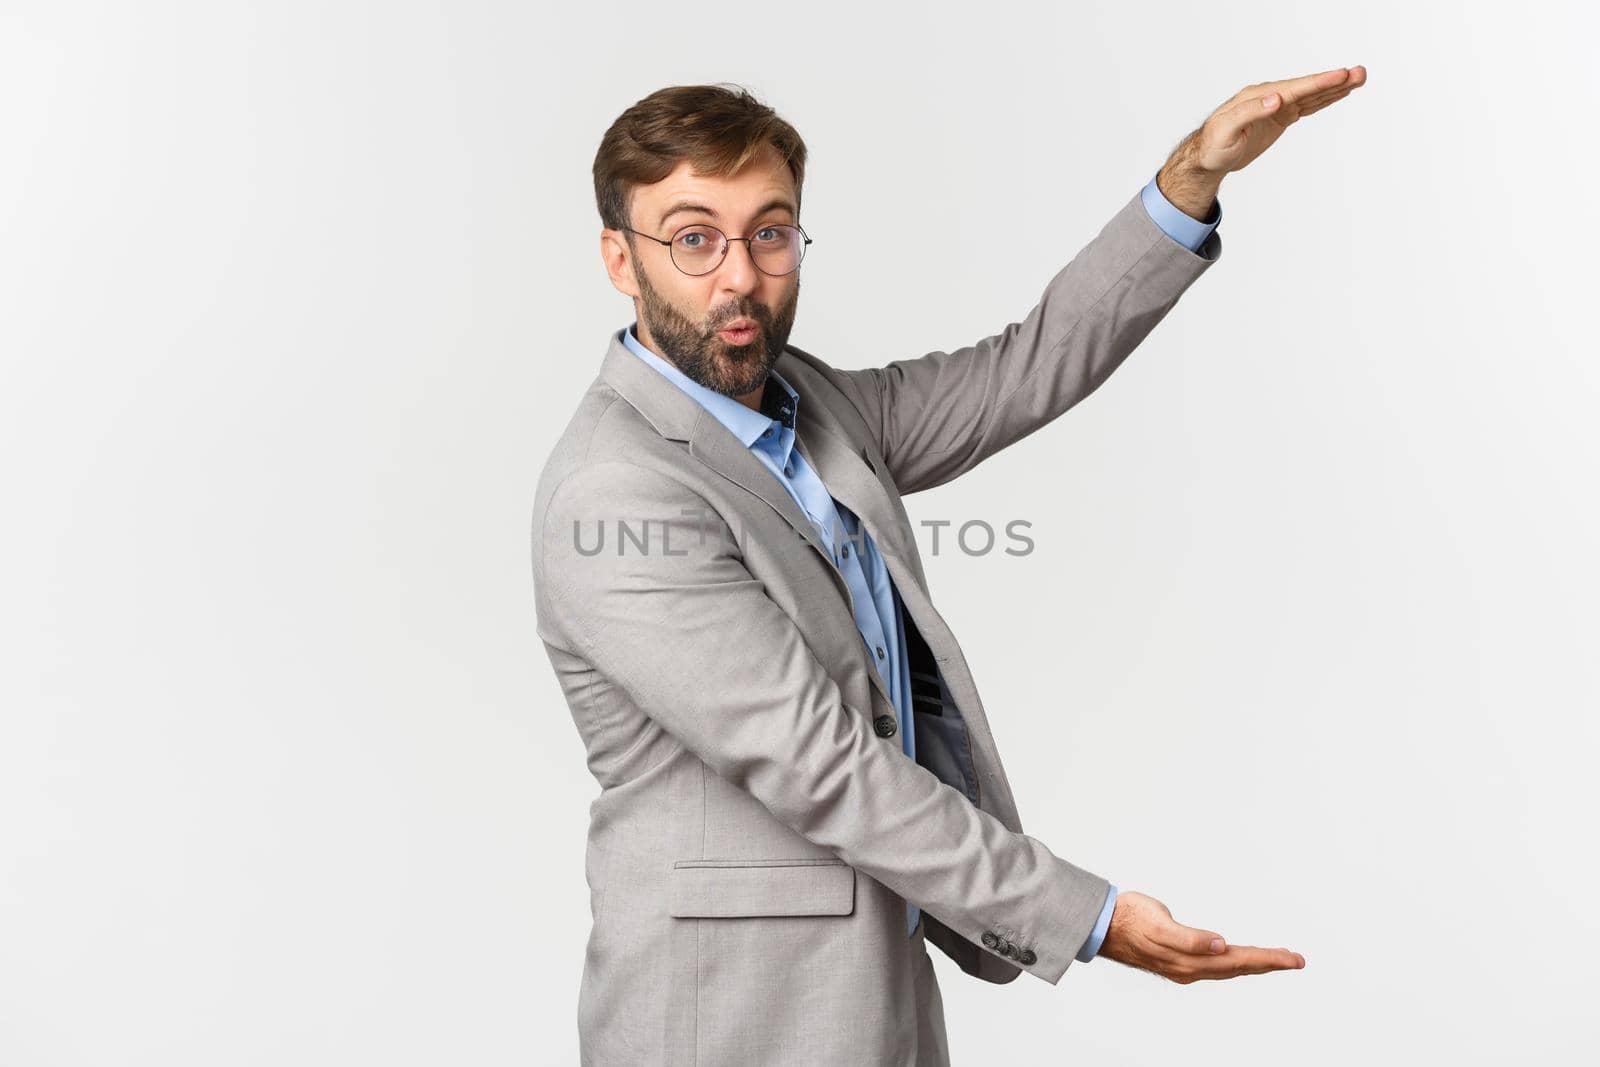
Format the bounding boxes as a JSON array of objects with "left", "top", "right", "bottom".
[
  {"left": 1298, "top": 87, "right": 1360, "bottom": 118},
  {"left": 1290, "top": 82, "right": 1356, "bottom": 111},
  {"left": 1221, "top": 67, "right": 1361, "bottom": 111},
  {"left": 1189, "top": 944, "right": 1305, "bottom": 979},
  {"left": 1266, "top": 67, "right": 1354, "bottom": 106},
  {"left": 1291, "top": 72, "right": 1365, "bottom": 114},
  {"left": 1204, "top": 956, "right": 1297, "bottom": 980}
]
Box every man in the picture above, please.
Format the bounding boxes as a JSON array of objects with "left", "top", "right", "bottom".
[{"left": 533, "top": 69, "right": 1366, "bottom": 1065}]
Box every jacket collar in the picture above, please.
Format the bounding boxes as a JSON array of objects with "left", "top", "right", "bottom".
[
  {"left": 619, "top": 324, "right": 798, "bottom": 445},
  {"left": 597, "top": 324, "right": 929, "bottom": 596}
]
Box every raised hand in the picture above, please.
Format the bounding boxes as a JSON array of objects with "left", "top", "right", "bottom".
[
  {"left": 1196, "top": 65, "right": 1367, "bottom": 174},
  {"left": 1157, "top": 65, "right": 1368, "bottom": 220},
  {"left": 1097, "top": 890, "right": 1306, "bottom": 984}
]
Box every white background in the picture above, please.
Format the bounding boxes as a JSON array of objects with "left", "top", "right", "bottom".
[{"left": 4, "top": 1, "right": 1597, "bottom": 1063}]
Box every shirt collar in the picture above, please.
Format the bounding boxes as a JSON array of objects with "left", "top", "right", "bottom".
[{"left": 619, "top": 323, "right": 798, "bottom": 448}]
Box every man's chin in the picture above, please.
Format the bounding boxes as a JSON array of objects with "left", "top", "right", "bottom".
[
  {"left": 710, "top": 356, "right": 769, "bottom": 394},
  {"left": 713, "top": 338, "right": 768, "bottom": 369}
]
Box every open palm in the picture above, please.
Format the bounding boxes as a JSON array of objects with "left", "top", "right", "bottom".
[{"left": 1194, "top": 66, "right": 1367, "bottom": 174}]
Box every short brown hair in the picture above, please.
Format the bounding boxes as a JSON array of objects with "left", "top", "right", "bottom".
[{"left": 592, "top": 83, "right": 808, "bottom": 243}]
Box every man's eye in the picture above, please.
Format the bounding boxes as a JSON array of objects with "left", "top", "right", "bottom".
[
  {"left": 680, "top": 233, "right": 703, "bottom": 248},
  {"left": 755, "top": 227, "right": 778, "bottom": 242}
]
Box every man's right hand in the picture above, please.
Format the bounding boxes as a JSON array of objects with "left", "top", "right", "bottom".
[{"left": 1098, "top": 890, "right": 1306, "bottom": 983}]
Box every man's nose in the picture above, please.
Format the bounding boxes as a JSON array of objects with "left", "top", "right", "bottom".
[{"left": 714, "top": 237, "right": 761, "bottom": 296}]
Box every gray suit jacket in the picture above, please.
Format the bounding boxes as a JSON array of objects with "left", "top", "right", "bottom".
[{"left": 532, "top": 188, "right": 1221, "bottom": 1065}]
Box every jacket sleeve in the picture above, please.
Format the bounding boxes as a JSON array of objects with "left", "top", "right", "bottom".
[
  {"left": 833, "top": 187, "right": 1221, "bottom": 496},
  {"left": 535, "top": 458, "right": 1111, "bottom": 984}
]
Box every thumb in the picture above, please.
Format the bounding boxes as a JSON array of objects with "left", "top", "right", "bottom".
[
  {"left": 1153, "top": 920, "right": 1228, "bottom": 956},
  {"left": 1213, "top": 90, "right": 1280, "bottom": 144}
]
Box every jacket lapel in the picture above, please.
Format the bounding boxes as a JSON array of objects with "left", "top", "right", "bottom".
[
  {"left": 791, "top": 376, "right": 1024, "bottom": 832},
  {"left": 790, "top": 399, "right": 929, "bottom": 595},
  {"left": 598, "top": 333, "right": 896, "bottom": 708},
  {"left": 598, "top": 330, "right": 914, "bottom": 569},
  {"left": 597, "top": 330, "right": 1023, "bottom": 833}
]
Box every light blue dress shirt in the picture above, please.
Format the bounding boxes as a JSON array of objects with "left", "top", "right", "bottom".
[{"left": 619, "top": 172, "right": 1220, "bottom": 961}]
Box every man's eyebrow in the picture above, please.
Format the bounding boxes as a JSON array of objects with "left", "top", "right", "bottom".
[{"left": 658, "top": 197, "right": 797, "bottom": 230}]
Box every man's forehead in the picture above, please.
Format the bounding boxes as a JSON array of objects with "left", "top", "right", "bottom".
[{"left": 636, "top": 157, "right": 797, "bottom": 228}]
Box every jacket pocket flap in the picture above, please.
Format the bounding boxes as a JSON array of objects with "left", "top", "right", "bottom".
[{"left": 668, "top": 858, "right": 856, "bottom": 918}]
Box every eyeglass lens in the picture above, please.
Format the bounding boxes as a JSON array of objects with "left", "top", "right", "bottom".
[{"left": 670, "top": 224, "right": 805, "bottom": 276}]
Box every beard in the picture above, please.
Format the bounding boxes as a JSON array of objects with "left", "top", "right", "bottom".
[{"left": 633, "top": 255, "right": 800, "bottom": 399}]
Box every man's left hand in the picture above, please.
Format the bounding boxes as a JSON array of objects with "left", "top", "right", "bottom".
[{"left": 1159, "top": 65, "right": 1368, "bottom": 219}]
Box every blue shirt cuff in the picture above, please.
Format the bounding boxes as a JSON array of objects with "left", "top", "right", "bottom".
[
  {"left": 1140, "top": 172, "right": 1221, "bottom": 253},
  {"left": 1076, "top": 884, "right": 1118, "bottom": 962}
]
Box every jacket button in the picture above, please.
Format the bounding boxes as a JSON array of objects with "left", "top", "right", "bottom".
[
  {"left": 873, "top": 714, "right": 897, "bottom": 738},
  {"left": 981, "top": 930, "right": 999, "bottom": 950},
  {"left": 1003, "top": 942, "right": 1020, "bottom": 959},
  {"left": 1020, "top": 948, "right": 1037, "bottom": 965}
]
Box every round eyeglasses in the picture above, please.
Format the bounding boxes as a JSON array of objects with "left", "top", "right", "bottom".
[{"left": 623, "top": 222, "right": 813, "bottom": 277}]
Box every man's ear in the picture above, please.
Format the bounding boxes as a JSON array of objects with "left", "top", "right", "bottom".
[{"left": 601, "top": 229, "right": 641, "bottom": 299}]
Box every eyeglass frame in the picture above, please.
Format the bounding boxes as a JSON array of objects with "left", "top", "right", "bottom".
[{"left": 621, "top": 220, "right": 813, "bottom": 277}]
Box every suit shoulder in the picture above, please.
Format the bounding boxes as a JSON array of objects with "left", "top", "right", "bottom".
[
  {"left": 533, "top": 380, "right": 691, "bottom": 507},
  {"left": 777, "top": 343, "right": 857, "bottom": 404},
  {"left": 532, "top": 388, "right": 710, "bottom": 566}
]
